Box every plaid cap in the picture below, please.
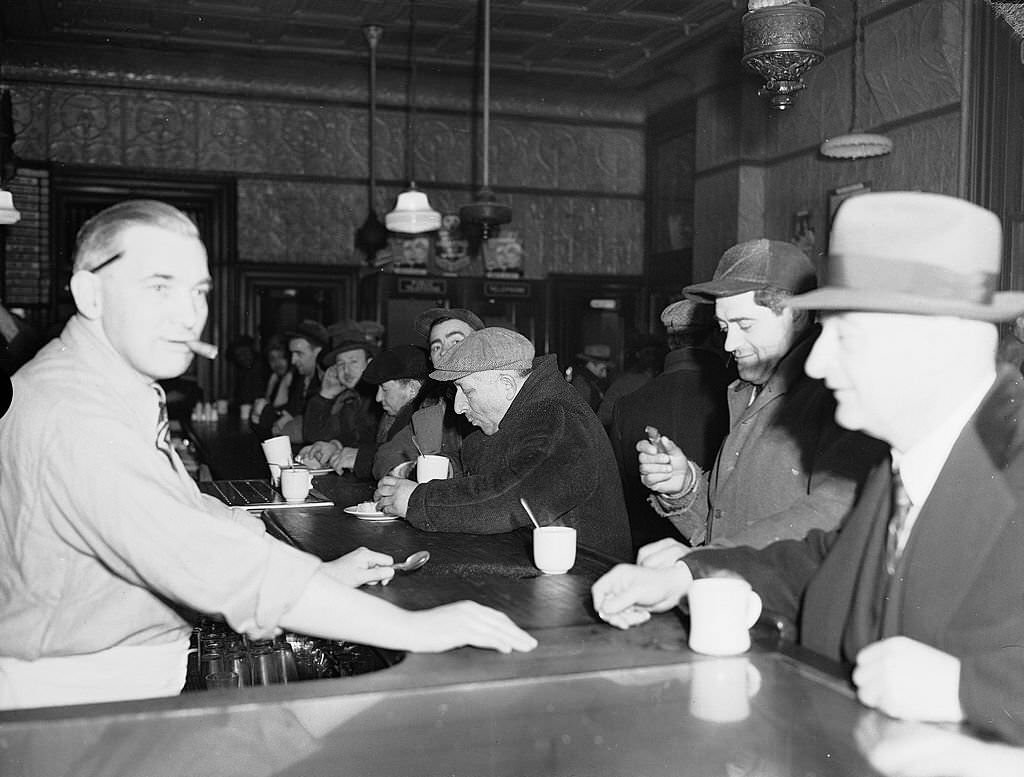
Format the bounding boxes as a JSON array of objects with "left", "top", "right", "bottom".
[
  {"left": 429, "top": 327, "right": 535, "bottom": 381},
  {"left": 684, "top": 239, "right": 816, "bottom": 301},
  {"left": 286, "top": 319, "right": 329, "bottom": 350},
  {"left": 660, "top": 298, "right": 715, "bottom": 332},
  {"left": 413, "top": 307, "right": 485, "bottom": 338},
  {"left": 361, "top": 344, "right": 429, "bottom": 385}
]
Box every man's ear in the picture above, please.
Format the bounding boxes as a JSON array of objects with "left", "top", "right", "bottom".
[
  {"left": 498, "top": 372, "right": 518, "bottom": 398},
  {"left": 69, "top": 271, "right": 103, "bottom": 320}
]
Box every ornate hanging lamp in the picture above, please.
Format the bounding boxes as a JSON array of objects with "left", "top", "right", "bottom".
[
  {"left": 354, "top": 25, "right": 390, "bottom": 260},
  {"left": 459, "top": 0, "right": 511, "bottom": 243},
  {"left": 819, "top": 0, "right": 893, "bottom": 159},
  {"left": 741, "top": 0, "right": 825, "bottom": 111},
  {"left": 385, "top": 0, "right": 441, "bottom": 235}
]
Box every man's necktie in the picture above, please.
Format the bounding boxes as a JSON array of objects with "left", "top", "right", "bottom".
[
  {"left": 885, "top": 470, "right": 912, "bottom": 575},
  {"left": 153, "top": 384, "right": 175, "bottom": 464}
]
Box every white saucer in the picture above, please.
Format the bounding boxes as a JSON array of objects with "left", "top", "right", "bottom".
[{"left": 343, "top": 506, "right": 397, "bottom": 521}]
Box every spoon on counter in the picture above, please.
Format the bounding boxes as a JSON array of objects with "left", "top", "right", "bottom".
[{"left": 391, "top": 550, "right": 430, "bottom": 573}]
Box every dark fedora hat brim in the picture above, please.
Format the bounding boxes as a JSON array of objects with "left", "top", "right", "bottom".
[{"left": 788, "top": 287, "right": 1024, "bottom": 322}]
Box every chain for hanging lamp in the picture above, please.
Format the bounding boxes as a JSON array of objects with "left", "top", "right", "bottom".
[
  {"left": 820, "top": 0, "right": 893, "bottom": 159},
  {"left": 355, "top": 25, "right": 390, "bottom": 260},
  {"left": 460, "top": 0, "right": 511, "bottom": 242},
  {"left": 385, "top": 0, "right": 441, "bottom": 235}
]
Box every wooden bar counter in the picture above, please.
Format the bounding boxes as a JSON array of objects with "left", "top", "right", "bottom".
[{"left": 0, "top": 483, "right": 899, "bottom": 776}]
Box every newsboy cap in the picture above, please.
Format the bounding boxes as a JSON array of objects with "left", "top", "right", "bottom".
[
  {"left": 429, "top": 327, "right": 535, "bottom": 381},
  {"left": 788, "top": 191, "right": 1024, "bottom": 321},
  {"left": 660, "top": 298, "right": 715, "bottom": 333},
  {"left": 361, "top": 344, "right": 429, "bottom": 385},
  {"left": 413, "top": 307, "right": 485, "bottom": 338},
  {"left": 685, "top": 239, "right": 816, "bottom": 301}
]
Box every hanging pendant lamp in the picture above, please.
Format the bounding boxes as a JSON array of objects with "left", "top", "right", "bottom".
[
  {"left": 355, "top": 25, "right": 390, "bottom": 260},
  {"left": 385, "top": 0, "right": 441, "bottom": 234},
  {"left": 460, "top": 0, "right": 511, "bottom": 242},
  {"left": 820, "top": 0, "right": 893, "bottom": 159}
]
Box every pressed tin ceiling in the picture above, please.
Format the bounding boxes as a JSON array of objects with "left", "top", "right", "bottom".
[{"left": 0, "top": 0, "right": 746, "bottom": 85}]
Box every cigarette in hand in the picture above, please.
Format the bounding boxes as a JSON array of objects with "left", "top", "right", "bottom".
[{"left": 187, "top": 340, "right": 219, "bottom": 360}]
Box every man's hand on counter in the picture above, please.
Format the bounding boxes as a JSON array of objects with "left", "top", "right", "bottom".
[
  {"left": 591, "top": 562, "right": 694, "bottom": 630},
  {"left": 408, "top": 601, "right": 538, "bottom": 654},
  {"left": 323, "top": 546, "right": 396, "bottom": 587},
  {"left": 375, "top": 475, "right": 416, "bottom": 517}
]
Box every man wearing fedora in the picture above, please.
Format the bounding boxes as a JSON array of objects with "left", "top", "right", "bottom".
[
  {"left": 299, "top": 337, "right": 380, "bottom": 451},
  {"left": 569, "top": 342, "right": 612, "bottom": 413},
  {"left": 638, "top": 238, "right": 884, "bottom": 549},
  {"left": 371, "top": 307, "right": 484, "bottom": 479},
  {"left": 593, "top": 191, "right": 1024, "bottom": 745}
]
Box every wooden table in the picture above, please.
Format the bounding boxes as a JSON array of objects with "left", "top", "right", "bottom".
[{"left": 1, "top": 503, "right": 915, "bottom": 777}]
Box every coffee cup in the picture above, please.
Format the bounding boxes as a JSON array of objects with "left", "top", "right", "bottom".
[
  {"left": 239, "top": 403, "right": 252, "bottom": 420},
  {"left": 686, "top": 577, "right": 762, "bottom": 656},
  {"left": 416, "top": 454, "right": 450, "bottom": 483},
  {"left": 689, "top": 657, "right": 762, "bottom": 723},
  {"left": 215, "top": 399, "right": 229, "bottom": 415},
  {"left": 532, "top": 526, "right": 577, "bottom": 575},
  {"left": 260, "top": 434, "right": 292, "bottom": 467},
  {"left": 280, "top": 467, "right": 312, "bottom": 502}
]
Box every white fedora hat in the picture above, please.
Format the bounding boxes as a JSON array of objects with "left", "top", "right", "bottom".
[{"left": 788, "top": 191, "right": 1024, "bottom": 322}]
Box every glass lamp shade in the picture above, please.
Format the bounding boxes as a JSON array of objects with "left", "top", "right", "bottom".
[
  {"left": 742, "top": 4, "right": 825, "bottom": 111},
  {"left": 385, "top": 188, "right": 441, "bottom": 234},
  {"left": 0, "top": 188, "right": 20, "bottom": 225},
  {"left": 820, "top": 132, "right": 893, "bottom": 159}
]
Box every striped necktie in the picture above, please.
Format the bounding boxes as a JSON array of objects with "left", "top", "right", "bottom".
[
  {"left": 153, "top": 384, "right": 175, "bottom": 464},
  {"left": 885, "top": 471, "right": 913, "bottom": 576}
]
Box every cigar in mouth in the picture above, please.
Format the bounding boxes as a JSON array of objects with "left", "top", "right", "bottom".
[{"left": 187, "top": 340, "right": 219, "bottom": 360}]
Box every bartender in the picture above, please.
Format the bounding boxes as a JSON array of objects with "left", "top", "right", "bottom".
[{"left": 0, "top": 200, "right": 536, "bottom": 710}]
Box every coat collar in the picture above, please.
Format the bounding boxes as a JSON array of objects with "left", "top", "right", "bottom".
[
  {"left": 729, "top": 326, "right": 818, "bottom": 413},
  {"left": 899, "top": 368, "right": 1022, "bottom": 629}
]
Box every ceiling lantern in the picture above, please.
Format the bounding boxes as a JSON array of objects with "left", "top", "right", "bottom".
[{"left": 741, "top": 0, "right": 825, "bottom": 111}]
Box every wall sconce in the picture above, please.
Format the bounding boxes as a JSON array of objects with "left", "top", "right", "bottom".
[{"left": 742, "top": 0, "right": 825, "bottom": 111}]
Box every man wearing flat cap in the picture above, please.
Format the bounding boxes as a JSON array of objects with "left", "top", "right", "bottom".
[
  {"left": 594, "top": 191, "right": 1024, "bottom": 746},
  {"left": 637, "top": 238, "right": 885, "bottom": 549},
  {"left": 303, "top": 344, "right": 429, "bottom": 481},
  {"left": 371, "top": 307, "right": 484, "bottom": 479},
  {"left": 375, "top": 327, "right": 632, "bottom": 559}
]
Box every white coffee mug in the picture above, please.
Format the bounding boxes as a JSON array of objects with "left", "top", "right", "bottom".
[
  {"left": 689, "top": 657, "right": 762, "bottom": 723},
  {"left": 416, "top": 454, "right": 450, "bottom": 484},
  {"left": 686, "top": 577, "right": 762, "bottom": 656},
  {"left": 280, "top": 468, "right": 312, "bottom": 502},
  {"left": 532, "top": 526, "right": 577, "bottom": 575},
  {"left": 260, "top": 434, "right": 292, "bottom": 467}
]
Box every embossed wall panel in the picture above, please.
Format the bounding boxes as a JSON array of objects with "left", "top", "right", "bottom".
[
  {"left": 863, "top": 0, "right": 963, "bottom": 128},
  {"left": 695, "top": 87, "right": 743, "bottom": 172},
  {"left": 124, "top": 93, "right": 199, "bottom": 170},
  {"left": 47, "top": 89, "right": 124, "bottom": 166},
  {"left": 763, "top": 112, "right": 962, "bottom": 262}
]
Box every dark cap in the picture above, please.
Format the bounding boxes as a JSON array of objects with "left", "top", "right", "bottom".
[
  {"left": 318, "top": 339, "right": 377, "bottom": 371},
  {"left": 660, "top": 298, "right": 715, "bottom": 333},
  {"left": 286, "top": 319, "right": 329, "bottom": 350},
  {"left": 430, "top": 327, "right": 535, "bottom": 381},
  {"left": 361, "top": 345, "right": 430, "bottom": 385},
  {"left": 684, "top": 239, "right": 816, "bottom": 302},
  {"left": 576, "top": 343, "right": 612, "bottom": 362},
  {"left": 413, "top": 307, "right": 485, "bottom": 338}
]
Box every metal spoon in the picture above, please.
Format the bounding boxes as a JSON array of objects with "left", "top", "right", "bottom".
[{"left": 391, "top": 550, "right": 430, "bottom": 573}]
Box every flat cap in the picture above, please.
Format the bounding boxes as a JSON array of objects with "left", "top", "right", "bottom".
[
  {"left": 413, "top": 307, "right": 485, "bottom": 338},
  {"left": 361, "top": 344, "right": 429, "bottom": 385},
  {"left": 685, "top": 239, "right": 816, "bottom": 301},
  {"left": 660, "top": 298, "right": 715, "bottom": 333},
  {"left": 430, "top": 327, "right": 535, "bottom": 381}
]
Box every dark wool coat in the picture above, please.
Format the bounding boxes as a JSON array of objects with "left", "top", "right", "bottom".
[
  {"left": 405, "top": 354, "right": 633, "bottom": 560},
  {"left": 686, "top": 368, "right": 1024, "bottom": 745}
]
